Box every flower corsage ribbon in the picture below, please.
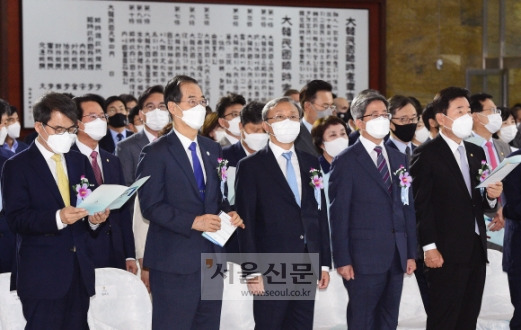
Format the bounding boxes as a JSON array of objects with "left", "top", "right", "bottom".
[
  {"left": 309, "top": 168, "right": 324, "bottom": 210},
  {"left": 477, "top": 160, "right": 491, "bottom": 195},
  {"left": 73, "top": 175, "right": 94, "bottom": 207},
  {"left": 394, "top": 166, "right": 412, "bottom": 205},
  {"left": 217, "top": 158, "right": 229, "bottom": 197}
]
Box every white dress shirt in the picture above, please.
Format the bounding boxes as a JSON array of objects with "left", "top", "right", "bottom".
[
  {"left": 75, "top": 140, "right": 104, "bottom": 182},
  {"left": 173, "top": 128, "right": 206, "bottom": 182},
  {"left": 358, "top": 134, "right": 391, "bottom": 179},
  {"left": 143, "top": 127, "right": 157, "bottom": 143}
]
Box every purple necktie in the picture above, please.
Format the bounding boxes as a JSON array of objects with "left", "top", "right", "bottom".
[
  {"left": 374, "top": 146, "right": 391, "bottom": 194},
  {"left": 90, "top": 150, "right": 103, "bottom": 185}
]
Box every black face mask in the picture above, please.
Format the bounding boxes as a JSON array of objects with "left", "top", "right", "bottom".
[
  {"left": 391, "top": 123, "right": 417, "bottom": 142},
  {"left": 108, "top": 113, "right": 128, "bottom": 128},
  {"left": 337, "top": 112, "right": 349, "bottom": 123}
]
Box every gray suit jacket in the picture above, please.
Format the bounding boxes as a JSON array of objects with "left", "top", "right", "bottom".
[
  {"left": 294, "top": 122, "right": 319, "bottom": 157},
  {"left": 115, "top": 130, "right": 151, "bottom": 186}
]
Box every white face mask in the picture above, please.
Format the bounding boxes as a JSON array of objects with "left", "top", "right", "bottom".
[
  {"left": 227, "top": 117, "right": 241, "bottom": 136},
  {"left": 42, "top": 126, "right": 76, "bottom": 154},
  {"left": 414, "top": 126, "right": 430, "bottom": 144},
  {"left": 445, "top": 114, "right": 473, "bottom": 139},
  {"left": 269, "top": 119, "right": 301, "bottom": 144},
  {"left": 145, "top": 109, "right": 170, "bottom": 131},
  {"left": 316, "top": 108, "right": 333, "bottom": 119},
  {"left": 483, "top": 113, "right": 503, "bottom": 134},
  {"left": 243, "top": 131, "right": 269, "bottom": 151},
  {"left": 175, "top": 104, "right": 206, "bottom": 130},
  {"left": 83, "top": 118, "right": 108, "bottom": 141},
  {"left": 323, "top": 137, "right": 349, "bottom": 157},
  {"left": 214, "top": 129, "right": 226, "bottom": 142},
  {"left": 7, "top": 122, "right": 21, "bottom": 139},
  {"left": 498, "top": 124, "right": 518, "bottom": 144},
  {"left": 134, "top": 124, "right": 145, "bottom": 132},
  {"left": 0, "top": 127, "right": 7, "bottom": 145},
  {"left": 365, "top": 116, "right": 390, "bottom": 139}
]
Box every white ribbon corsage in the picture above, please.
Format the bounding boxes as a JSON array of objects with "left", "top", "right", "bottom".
[
  {"left": 217, "top": 158, "right": 229, "bottom": 197},
  {"left": 309, "top": 168, "right": 324, "bottom": 210}
]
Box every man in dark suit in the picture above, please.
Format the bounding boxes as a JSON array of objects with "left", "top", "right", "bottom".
[
  {"left": 3, "top": 105, "right": 29, "bottom": 154},
  {"left": 410, "top": 87, "right": 503, "bottom": 330},
  {"left": 0, "top": 99, "right": 11, "bottom": 273},
  {"left": 136, "top": 75, "right": 243, "bottom": 330},
  {"left": 2, "top": 92, "right": 109, "bottom": 329},
  {"left": 73, "top": 94, "right": 137, "bottom": 273},
  {"left": 215, "top": 93, "right": 246, "bottom": 147},
  {"left": 294, "top": 80, "right": 335, "bottom": 156},
  {"left": 99, "top": 95, "right": 134, "bottom": 154},
  {"left": 503, "top": 149, "right": 521, "bottom": 329},
  {"left": 329, "top": 90, "right": 417, "bottom": 329},
  {"left": 235, "top": 97, "right": 331, "bottom": 329}
]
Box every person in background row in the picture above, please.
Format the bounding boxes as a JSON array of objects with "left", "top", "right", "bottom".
[
  {"left": 421, "top": 102, "right": 439, "bottom": 142},
  {"left": 201, "top": 112, "right": 224, "bottom": 142},
  {"left": 3, "top": 105, "right": 29, "bottom": 155},
  {"left": 386, "top": 95, "right": 420, "bottom": 164},
  {"left": 510, "top": 103, "right": 521, "bottom": 149},
  {"left": 120, "top": 94, "right": 138, "bottom": 112},
  {"left": 296, "top": 80, "right": 335, "bottom": 156},
  {"left": 2, "top": 92, "right": 110, "bottom": 329},
  {"left": 127, "top": 105, "right": 144, "bottom": 133},
  {"left": 72, "top": 94, "right": 137, "bottom": 274},
  {"left": 216, "top": 93, "right": 246, "bottom": 147},
  {"left": 98, "top": 95, "right": 133, "bottom": 154},
  {"left": 283, "top": 88, "right": 300, "bottom": 103},
  {"left": 333, "top": 97, "right": 355, "bottom": 134},
  {"left": 0, "top": 99, "right": 12, "bottom": 274},
  {"left": 494, "top": 106, "right": 519, "bottom": 152}
]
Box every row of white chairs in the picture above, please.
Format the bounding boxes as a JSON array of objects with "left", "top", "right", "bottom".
[{"left": 0, "top": 250, "right": 512, "bottom": 329}]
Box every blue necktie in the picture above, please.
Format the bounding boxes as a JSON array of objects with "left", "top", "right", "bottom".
[
  {"left": 189, "top": 142, "right": 205, "bottom": 201},
  {"left": 374, "top": 146, "right": 392, "bottom": 194},
  {"left": 282, "top": 151, "right": 300, "bottom": 207}
]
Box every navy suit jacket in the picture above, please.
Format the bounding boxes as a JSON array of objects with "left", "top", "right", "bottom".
[
  {"left": 235, "top": 144, "right": 332, "bottom": 277},
  {"left": 2, "top": 143, "right": 98, "bottom": 299},
  {"left": 137, "top": 131, "right": 229, "bottom": 274},
  {"left": 71, "top": 144, "right": 135, "bottom": 269},
  {"left": 502, "top": 149, "right": 521, "bottom": 273},
  {"left": 328, "top": 140, "right": 417, "bottom": 274},
  {"left": 99, "top": 129, "right": 134, "bottom": 154},
  {"left": 0, "top": 155, "right": 13, "bottom": 273},
  {"left": 223, "top": 141, "right": 247, "bottom": 167}
]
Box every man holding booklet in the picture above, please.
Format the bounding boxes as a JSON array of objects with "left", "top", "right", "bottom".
[{"left": 136, "top": 75, "right": 244, "bottom": 330}]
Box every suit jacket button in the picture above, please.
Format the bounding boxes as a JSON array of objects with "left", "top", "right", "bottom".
[
  {"left": 70, "top": 246, "right": 77, "bottom": 253},
  {"left": 300, "top": 235, "right": 304, "bottom": 240},
  {"left": 392, "top": 229, "right": 395, "bottom": 234}
]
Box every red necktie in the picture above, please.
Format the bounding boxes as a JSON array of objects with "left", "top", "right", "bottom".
[
  {"left": 485, "top": 141, "right": 498, "bottom": 170},
  {"left": 90, "top": 150, "right": 103, "bottom": 185}
]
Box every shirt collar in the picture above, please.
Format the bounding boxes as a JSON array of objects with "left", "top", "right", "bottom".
[
  {"left": 109, "top": 129, "right": 125, "bottom": 140},
  {"left": 240, "top": 141, "right": 253, "bottom": 156},
  {"left": 143, "top": 127, "right": 156, "bottom": 143},
  {"left": 269, "top": 140, "right": 296, "bottom": 159},
  {"left": 439, "top": 130, "right": 464, "bottom": 154},
  {"left": 358, "top": 134, "right": 385, "bottom": 155},
  {"left": 75, "top": 139, "right": 100, "bottom": 157},
  {"left": 301, "top": 119, "right": 312, "bottom": 133},
  {"left": 173, "top": 127, "right": 196, "bottom": 151},
  {"left": 225, "top": 132, "right": 239, "bottom": 145},
  {"left": 35, "top": 136, "right": 56, "bottom": 161},
  {"left": 471, "top": 131, "right": 492, "bottom": 145},
  {"left": 389, "top": 135, "right": 412, "bottom": 154}
]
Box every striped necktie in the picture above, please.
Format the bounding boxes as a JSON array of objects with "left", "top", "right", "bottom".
[{"left": 374, "top": 146, "right": 392, "bottom": 194}]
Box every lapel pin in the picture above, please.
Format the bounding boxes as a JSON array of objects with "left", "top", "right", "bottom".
[
  {"left": 206, "top": 151, "right": 210, "bottom": 156},
  {"left": 106, "top": 158, "right": 110, "bottom": 162},
  {"left": 470, "top": 153, "right": 473, "bottom": 157}
]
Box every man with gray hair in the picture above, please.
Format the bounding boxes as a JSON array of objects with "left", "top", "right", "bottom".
[
  {"left": 235, "top": 96, "right": 331, "bottom": 329},
  {"left": 329, "top": 89, "right": 417, "bottom": 329}
]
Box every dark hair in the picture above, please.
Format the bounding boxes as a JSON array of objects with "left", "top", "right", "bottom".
[
  {"left": 164, "top": 75, "right": 198, "bottom": 105},
  {"left": 128, "top": 105, "right": 141, "bottom": 125},
  {"left": 408, "top": 96, "right": 423, "bottom": 115},
  {"left": 0, "top": 99, "right": 10, "bottom": 118},
  {"left": 350, "top": 89, "right": 388, "bottom": 119},
  {"left": 201, "top": 112, "right": 220, "bottom": 139},
  {"left": 283, "top": 89, "right": 299, "bottom": 97},
  {"left": 158, "top": 122, "right": 173, "bottom": 138},
  {"left": 311, "top": 116, "right": 348, "bottom": 155},
  {"left": 498, "top": 106, "right": 512, "bottom": 122},
  {"left": 216, "top": 93, "right": 246, "bottom": 118},
  {"left": 62, "top": 93, "right": 75, "bottom": 99},
  {"left": 432, "top": 87, "right": 470, "bottom": 115},
  {"left": 104, "top": 95, "right": 125, "bottom": 114},
  {"left": 469, "top": 92, "right": 493, "bottom": 113},
  {"left": 240, "top": 101, "right": 265, "bottom": 126},
  {"left": 33, "top": 92, "right": 78, "bottom": 124},
  {"left": 299, "top": 80, "right": 333, "bottom": 109},
  {"left": 8, "top": 104, "right": 17, "bottom": 116},
  {"left": 388, "top": 95, "right": 417, "bottom": 116},
  {"left": 421, "top": 103, "right": 436, "bottom": 129},
  {"left": 137, "top": 85, "right": 164, "bottom": 111},
  {"left": 119, "top": 93, "right": 138, "bottom": 106},
  {"left": 73, "top": 94, "right": 105, "bottom": 117}
]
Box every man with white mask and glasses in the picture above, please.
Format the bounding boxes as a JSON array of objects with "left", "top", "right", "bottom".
[
  {"left": 72, "top": 94, "right": 137, "bottom": 274},
  {"left": 216, "top": 93, "right": 246, "bottom": 147},
  {"left": 329, "top": 89, "right": 417, "bottom": 329},
  {"left": 3, "top": 105, "right": 29, "bottom": 155},
  {"left": 411, "top": 87, "right": 503, "bottom": 329},
  {"left": 295, "top": 80, "right": 335, "bottom": 156}
]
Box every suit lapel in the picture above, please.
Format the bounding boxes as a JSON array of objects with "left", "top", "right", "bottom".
[
  {"left": 198, "top": 137, "right": 218, "bottom": 203},
  {"left": 297, "top": 150, "right": 311, "bottom": 207},
  {"left": 166, "top": 132, "right": 200, "bottom": 196},
  {"left": 435, "top": 136, "right": 472, "bottom": 199},
  {"left": 64, "top": 152, "right": 81, "bottom": 207},
  {"left": 492, "top": 139, "right": 507, "bottom": 162},
  {"left": 28, "top": 144, "right": 65, "bottom": 207},
  {"left": 261, "top": 145, "right": 300, "bottom": 207},
  {"left": 353, "top": 142, "right": 391, "bottom": 196}
]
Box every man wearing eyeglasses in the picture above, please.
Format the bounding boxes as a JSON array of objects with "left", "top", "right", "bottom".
[
  {"left": 235, "top": 96, "right": 331, "bottom": 329},
  {"left": 2, "top": 92, "right": 110, "bottom": 329},
  {"left": 329, "top": 89, "right": 417, "bottom": 329},
  {"left": 295, "top": 80, "right": 335, "bottom": 156},
  {"left": 216, "top": 93, "right": 246, "bottom": 147},
  {"left": 72, "top": 94, "right": 137, "bottom": 275}
]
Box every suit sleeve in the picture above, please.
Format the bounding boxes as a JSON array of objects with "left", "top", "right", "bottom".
[
  {"left": 405, "top": 162, "right": 418, "bottom": 259},
  {"left": 319, "top": 187, "right": 332, "bottom": 268},
  {"left": 328, "top": 155, "right": 353, "bottom": 268},
  {"left": 115, "top": 157, "right": 136, "bottom": 259},
  {"left": 503, "top": 155, "right": 521, "bottom": 220},
  {"left": 410, "top": 148, "right": 437, "bottom": 249},
  {"left": 116, "top": 141, "right": 136, "bottom": 186},
  {"left": 235, "top": 158, "right": 258, "bottom": 255}
]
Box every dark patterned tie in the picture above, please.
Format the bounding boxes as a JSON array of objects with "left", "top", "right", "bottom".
[
  {"left": 90, "top": 150, "right": 103, "bottom": 185},
  {"left": 374, "top": 146, "right": 392, "bottom": 194},
  {"left": 189, "top": 142, "right": 205, "bottom": 201}
]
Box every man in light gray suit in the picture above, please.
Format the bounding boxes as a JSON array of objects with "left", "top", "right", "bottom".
[
  {"left": 294, "top": 80, "right": 335, "bottom": 156},
  {"left": 116, "top": 85, "right": 169, "bottom": 186},
  {"left": 467, "top": 93, "right": 509, "bottom": 250}
]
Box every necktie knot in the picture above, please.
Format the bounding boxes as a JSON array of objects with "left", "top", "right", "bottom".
[
  {"left": 90, "top": 150, "right": 98, "bottom": 160},
  {"left": 282, "top": 151, "right": 293, "bottom": 161},
  {"left": 117, "top": 133, "right": 124, "bottom": 141},
  {"left": 374, "top": 146, "right": 382, "bottom": 155},
  {"left": 51, "top": 154, "right": 61, "bottom": 163},
  {"left": 189, "top": 141, "right": 197, "bottom": 152},
  {"left": 485, "top": 141, "right": 492, "bottom": 148}
]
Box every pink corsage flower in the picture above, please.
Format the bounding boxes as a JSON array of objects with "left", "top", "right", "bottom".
[
  {"left": 309, "top": 168, "right": 324, "bottom": 189},
  {"left": 217, "top": 158, "right": 229, "bottom": 182},
  {"left": 73, "top": 175, "right": 93, "bottom": 201},
  {"left": 478, "top": 160, "right": 491, "bottom": 182}
]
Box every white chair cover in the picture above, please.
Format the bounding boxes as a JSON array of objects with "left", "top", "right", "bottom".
[
  {"left": 0, "top": 273, "right": 25, "bottom": 330},
  {"left": 397, "top": 273, "right": 427, "bottom": 329},
  {"left": 88, "top": 267, "right": 152, "bottom": 330}
]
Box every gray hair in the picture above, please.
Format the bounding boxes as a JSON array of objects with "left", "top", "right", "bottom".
[
  {"left": 350, "top": 89, "right": 388, "bottom": 120},
  {"left": 261, "top": 97, "right": 303, "bottom": 121}
]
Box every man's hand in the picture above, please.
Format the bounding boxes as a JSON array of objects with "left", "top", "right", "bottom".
[
  {"left": 88, "top": 208, "right": 110, "bottom": 225},
  {"left": 406, "top": 259, "right": 416, "bottom": 275},
  {"left": 192, "top": 214, "right": 221, "bottom": 232},
  {"left": 424, "top": 249, "right": 444, "bottom": 268},
  {"left": 489, "top": 207, "right": 505, "bottom": 232},
  {"left": 228, "top": 211, "right": 245, "bottom": 229},
  {"left": 138, "top": 258, "right": 150, "bottom": 293},
  {"left": 337, "top": 265, "right": 355, "bottom": 281},
  {"left": 318, "top": 270, "right": 330, "bottom": 289},
  {"left": 247, "top": 275, "right": 265, "bottom": 295},
  {"left": 486, "top": 182, "right": 503, "bottom": 200},
  {"left": 126, "top": 260, "right": 138, "bottom": 275},
  {"left": 59, "top": 206, "right": 89, "bottom": 225}
]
